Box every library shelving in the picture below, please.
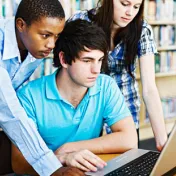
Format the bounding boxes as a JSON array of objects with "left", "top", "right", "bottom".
[{"left": 139, "top": 0, "right": 176, "bottom": 140}]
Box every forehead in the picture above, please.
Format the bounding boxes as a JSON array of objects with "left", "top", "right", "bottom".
[
  {"left": 79, "top": 49, "right": 104, "bottom": 59},
  {"left": 29, "top": 17, "right": 65, "bottom": 34},
  {"left": 120, "top": 0, "right": 143, "bottom": 4}
]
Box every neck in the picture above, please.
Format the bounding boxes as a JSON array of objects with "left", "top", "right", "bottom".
[
  {"left": 56, "top": 69, "right": 88, "bottom": 108},
  {"left": 15, "top": 28, "right": 28, "bottom": 62},
  {"left": 110, "top": 25, "right": 121, "bottom": 50}
]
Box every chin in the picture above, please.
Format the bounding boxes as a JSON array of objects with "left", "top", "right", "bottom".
[
  {"left": 85, "top": 83, "right": 95, "bottom": 88},
  {"left": 119, "top": 22, "right": 129, "bottom": 28}
]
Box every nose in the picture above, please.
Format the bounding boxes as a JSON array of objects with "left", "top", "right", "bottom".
[
  {"left": 126, "top": 7, "right": 133, "bottom": 16},
  {"left": 46, "top": 37, "right": 55, "bottom": 49},
  {"left": 91, "top": 63, "right": 101, "bottom": 74}
]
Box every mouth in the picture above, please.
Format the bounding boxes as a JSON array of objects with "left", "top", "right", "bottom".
[
  {"left": 87, "top": 77, "right": 97, "bottom": 81},
  {"left": 121, "top": 17, "right": 131, "bottom": 22},
  {"left": 42, "top": 50, "right": 52, "bottom": 57}
]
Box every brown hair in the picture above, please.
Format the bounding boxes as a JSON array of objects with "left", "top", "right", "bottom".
[{"left": 88, "top": 0, "right": 145, "bottom": 77}]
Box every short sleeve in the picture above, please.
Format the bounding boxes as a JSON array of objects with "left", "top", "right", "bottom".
[
  {"left": 68, "top": 10, "right": 91, "bottom": 22},
  {"left": 103, "top": 79, "right": 132, "bottom": 127},
  {"left": 137, "top": 21, "right": 158, "bottom": 58},
  {"left": 17, "top": 86, "right": 38, "bottom": 129}
]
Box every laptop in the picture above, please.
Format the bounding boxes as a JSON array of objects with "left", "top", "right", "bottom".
[{"left": 86, "top": 122, "right": 176, "bottom": 176}]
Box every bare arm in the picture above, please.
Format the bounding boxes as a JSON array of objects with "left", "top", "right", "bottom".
[
  {"left": 11, "top": 143, "right": 38, "bottom": 175},
  {"left": 55, "top": 116, "right": 137, "bottom": 155},
  {"left": 11, "top": 143, "right": 105, "bottom": 174},
  {"left": 139, "top": 54, "right": 168, "bottom": 151},
  {"left": 11, "top": 143, "right": 85, "bottom": 175}
]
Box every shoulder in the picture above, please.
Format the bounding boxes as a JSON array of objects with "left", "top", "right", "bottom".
[
  {"left": 141, "top": 20, "right": 154, "bottom": 37},
  {"left": 17, "top": 76, "right": 46, "bottom": 97},
  {"left": 68, "top": 8, "right": 95, "bottom": 22},
  {"left": 96, "top": 74, "right": 119, "bottom": 92}
]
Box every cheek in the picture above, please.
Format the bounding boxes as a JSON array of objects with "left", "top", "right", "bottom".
[{"left": 133, "top": 10, "right": 140, "bottom": 18}]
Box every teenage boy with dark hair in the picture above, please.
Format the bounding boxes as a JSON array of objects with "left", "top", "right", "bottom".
[
  {"left": 0, "top": 0, "right": 84, "bottom": 175},
  {"left": 12, "top": 19, "right": 138, "bottom": 174}
]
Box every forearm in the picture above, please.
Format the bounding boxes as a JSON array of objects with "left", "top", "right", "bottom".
[
  {"left": 143, "top": 88, "right": 167, "bottom": 142},
  {"left": 57, "top": 131, "right": 137, "bottom": 155},
  {"left": 11, "top": 144, "right": 38, "bottom": 175}
]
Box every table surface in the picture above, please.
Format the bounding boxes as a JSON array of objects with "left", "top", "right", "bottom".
[{"left": 97, "top": 153, "right": 119, "bottom": 162}]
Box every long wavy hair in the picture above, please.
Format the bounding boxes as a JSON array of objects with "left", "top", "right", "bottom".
[{"left": 88, "top": 0, "right": 144, "bottom": 77}]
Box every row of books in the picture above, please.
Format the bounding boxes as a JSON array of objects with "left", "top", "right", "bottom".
[
  {"left": 161, "top": 97, "right": 176, "bottom": 119},
  {"left": 153, "top": 25, "right": 176, "bottom": 47},
  {"left": 55, "top": 0, "right": 98, "bottom": 19},
  {"left": 155, "top": 51, "right": 176, "bottom": 73},
  {"left": 0, "top": 0, "right": 98, "bottom": 19},
  {"left": 146, "top": 0, "right": 176, "bottom": 21},
  {"left": 0, "top": 0, "right": 20, "bottom": 18},
  {"left": 145, "top": 97, "right": 176, "bottom": 122}
]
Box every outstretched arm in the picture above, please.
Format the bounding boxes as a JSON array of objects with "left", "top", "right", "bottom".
[
  {"left": 55, "top": 116, "right": 137, "bottom": 155},
  {"left": 11, "top": 143, "right": 100, "bottom": 174},
  {"left": 139, "top": 54, "right": 168, "bottom": 151},
  {"left": 0, "top": 67, "right": 61, "bottom": 175}
]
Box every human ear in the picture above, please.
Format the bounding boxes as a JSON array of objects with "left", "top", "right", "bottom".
[
  {"left": 16, "top": 18, "right": 27, "bottom": 33},
  {"left": 59, "top": 51, "right": 68, "bottom": 68}
]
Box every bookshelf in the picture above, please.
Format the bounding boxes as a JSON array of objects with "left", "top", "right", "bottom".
[{"left": 139, "top": 0, "right": 176, "bottom": 140}]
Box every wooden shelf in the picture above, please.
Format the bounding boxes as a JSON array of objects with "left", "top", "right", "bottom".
[
  {"left": 140, "top": 119, "right": 175, "bottom": 140},
  {"left": 155, "top": 72, "right": 176, "bottom": 78},
  {"left": 140, "top": 116, "right": 176, "bottom": 129},
  {"left": 157, "top": 45, "right": 176, "bottom": 51},
  {"left": 136, "top": 71, "right": 176, "bottom": 80},
  {"left": 148, "top": 20, "right": 176, "bottom": 25}
]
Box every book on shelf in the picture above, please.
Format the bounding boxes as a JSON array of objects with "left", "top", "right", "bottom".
[
  {"left": 145, "top": 97, "right": 176, "bottom": 123},
  {"left": 155, "top": 51, "right": 176, "bottom": 73},
  {"left": 153, "top": 25, "right": 176, "bottom": 47},
  {"left": 146, "top": 0, "right": 176, "bottom": 21},
  {"left": 0, "top": 0, "right": 19, "bottom": 18},
  {"left": 60, "top": 0, "right": 97, "bottom": 19}
]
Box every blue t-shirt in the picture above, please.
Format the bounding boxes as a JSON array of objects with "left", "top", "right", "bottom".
[{"left": 17, "top": 71, "right": 131, "bottom": 151}]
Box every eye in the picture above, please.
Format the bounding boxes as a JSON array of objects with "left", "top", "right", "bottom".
[
  {"left": 55, "top": 34, "right": 60, "bottom": 39},
  {"left": 42, "top": 34, "right": 50, "bottom": 39},
  {"left": 121, "top": 2, "right": 129, "bottom": 6},
  {"left": 83, "top": 60, "right": 91, "bottom": 63},
  {"left": 134, "top": 5, "right": 140, "bottom": 9},
  {"left": 99, "top": 58, "right": 104, "bottom": 62}
]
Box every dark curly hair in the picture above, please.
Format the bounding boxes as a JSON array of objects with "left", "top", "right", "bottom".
[{"left": 15, "top": 0, "right": 65, "bottom": 26}]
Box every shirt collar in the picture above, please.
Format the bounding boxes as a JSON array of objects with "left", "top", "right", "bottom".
[
  {"left": 2, "top": 18, "right": 37, "bottom": 63},
  {"left": 87, "top": 76, "right": 101, "bottom": 96},
  {"left": 45, "top": 71, "right": 61, "bottom": 100},
  {"left": 45, "top": 71, "right": 101, "bottom": 100},
  {"left": 2, "top": 18, "right": 21, "bottom": 61}
]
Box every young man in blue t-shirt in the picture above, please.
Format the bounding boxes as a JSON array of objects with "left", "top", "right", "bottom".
[{"left": 12, "top": 19, "right": 137, "bottom": 174}]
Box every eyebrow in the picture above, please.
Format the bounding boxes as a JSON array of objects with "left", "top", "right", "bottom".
[
  {"left": 124, "top": 0, "right": 142, "bottom": 5},
  {"left": 40, "top": 30, "right": 61, "bottom": 35},
  {"left": 80, "top": 56, "right": 104, "bottom": 60}
]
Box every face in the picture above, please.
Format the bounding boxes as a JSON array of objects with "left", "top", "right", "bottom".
[
  {"left": 17, "top": 17, "right": 65, "bottom": 58},
  {"left": 113, "top": 0, "right": 142, "bottom": 29},
  {"left": 65, "top": 49, "right": 104, "bottom": 88}
]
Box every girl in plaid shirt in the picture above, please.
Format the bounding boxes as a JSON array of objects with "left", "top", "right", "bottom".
[{"left": 69, "top": 0, "right": 167, "bottom": 151}]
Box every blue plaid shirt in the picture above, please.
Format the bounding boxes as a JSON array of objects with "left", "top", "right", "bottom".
[{"left": 69, "top": 9, "right": 157, "bottom": 128}]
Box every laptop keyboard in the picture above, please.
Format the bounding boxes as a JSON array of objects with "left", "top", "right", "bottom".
[{"left": 105, "top": 151, "right": 160, "bottom": 176}]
